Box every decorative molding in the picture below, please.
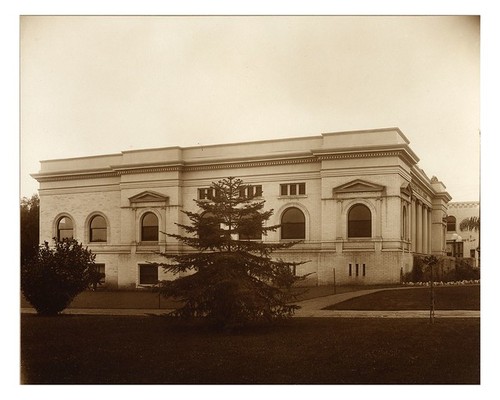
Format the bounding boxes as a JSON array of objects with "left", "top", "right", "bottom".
[
  {"left": 33, "top": 148, "right": 419, "bottom": 183},
  {"left": 129, "top": 190, "right": 169, "bottom": 205},
  {"left": 315, "top": 149, "right": 417, "bottom": 165},
  {"left": 400, "top": 182, "right": 412, "bottom": 197},
  {"left": 183, "top": 156, "right": 317, "bottom": 171},
  {"left": 333, "top": 179, "right": 385, "bottom": 194},
  {"left": 448, "top": 201, "right": 480, "bottom": 208},
  {"left": 33, "top": 171, "right": 119, "bottom": 182}
]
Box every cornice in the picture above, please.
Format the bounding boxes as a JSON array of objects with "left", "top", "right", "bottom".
[
  {"left": 114, "top": 165, "right": 184, "bottom": 175},
  {"left": 33, "top": 147, "right": 423, "bottom": 183},
  {"left": 183, "top": 156, "right": 317, "bottom": 171},
  {"left": 32, "top": 170, "right": 119, "bottom": 183},
  {"left": 314, "top": 148, "right": 418, "bottom": 166}
]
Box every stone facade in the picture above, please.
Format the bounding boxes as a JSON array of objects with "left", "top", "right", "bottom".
[{"left": 32, "top": 128, "right": 452, "bottom": 289}]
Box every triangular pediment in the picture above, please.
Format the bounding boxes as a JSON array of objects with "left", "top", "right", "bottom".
[
  {"left": 129, "top": 191, "right": 169, "bottom": 204},
  {"left": 401, "top": 182, "right": 412, "bottom": 196},
  {"left": 333, "top": 179, "right": 385, "bottom": 193}
]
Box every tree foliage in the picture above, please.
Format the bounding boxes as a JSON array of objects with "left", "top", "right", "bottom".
[
  {"left": 21, "top": 194, "right": 40, "bottom": 264},
  {"left": 459, "top": 216, "right": 480, "bottom": 233},
  {"left": 21, "top": 238, "right": 103, "bottom": 315},
  {"left": 155, "top": 177, "right": 305, "bottom": 327}
]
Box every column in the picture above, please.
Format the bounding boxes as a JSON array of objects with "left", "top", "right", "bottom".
[
  {"left": 428, "top": 210, "right": 432, "bottom": 254},
  {"left": 411, "top": 199, "right": 417, "bottom": 252},
  {"left": 375, "top": 198, "right": 382, "bottom": 238},
  {"left": 416, "top": 201, "right": 422, "bottom": 254},
  {"left": 336, "top": 200, "right": 343, "bottom": 239},
  {"left": 422, "top": 206, "right": 428, "bottom": 254}
]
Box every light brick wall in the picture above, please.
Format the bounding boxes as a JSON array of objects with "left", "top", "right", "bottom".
[{"left": 34, "top": 129, "right": 449, "bottom": 289}]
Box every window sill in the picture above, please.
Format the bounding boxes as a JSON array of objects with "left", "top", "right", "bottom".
[{"left": 278, "top": 195, "right": 307, "bottom": 199}]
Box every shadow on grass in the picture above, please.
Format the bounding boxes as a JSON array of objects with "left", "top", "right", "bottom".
[{"left": 21, "top": 314, "right": 479, "bottom": 384}]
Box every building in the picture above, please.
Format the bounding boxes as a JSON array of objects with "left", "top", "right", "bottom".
[
  {"left": 32, "top": 128, "right": 452, "bottom": 289},
  {"left": 445, "top": 201, "right": 480, "bottom": 266}
]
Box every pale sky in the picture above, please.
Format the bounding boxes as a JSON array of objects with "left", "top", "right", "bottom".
[{"left": 20, "top": 15, "right": 480, "bottom": 201}]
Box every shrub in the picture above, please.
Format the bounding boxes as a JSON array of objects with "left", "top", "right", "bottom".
[
  {"left": 407, "top": 255, "right": 480, "bottom": 283},
  {"left": 454, "top": 258, "right": 480, "bottom": 281},
  {"left": 21, "top": 239, "right": 102, "bottom": 315}
]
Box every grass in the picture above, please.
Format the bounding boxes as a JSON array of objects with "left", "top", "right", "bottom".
[
  {"left": 324, "top": 285, "right": 480, "bottom": 311},
  {"left": 21, "top": 315, "right": 480, "bottom": 384},
  {"left": 20, "top": 284, "right": 404, "bottom": 310}
]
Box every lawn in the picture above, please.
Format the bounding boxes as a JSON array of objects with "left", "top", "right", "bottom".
[
  {"left": 20, "top": 283, "right": 402, "bottom": 310},
  {"left": 324, "top": 285, "right": 480, "bottom": 311},
  {"left": 21, "top": 315, "right": 480, "bottom": 384}
]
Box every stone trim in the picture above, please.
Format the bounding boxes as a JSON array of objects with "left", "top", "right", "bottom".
[{"left": 33, "top": 149, "right": 419, "bottom": 183}]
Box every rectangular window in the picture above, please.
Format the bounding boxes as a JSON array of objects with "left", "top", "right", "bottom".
[
  {"left": 198, "top": 188, "right": 222, "bottom": 200},
  {"left": 139, "top": 264, "right": 159, "bottom": 285},
  {"left": 198, "top": 188, "right": 212, "bottom": 200},
  {"left": 355, "top": 264, "right": 359, "bottom": 277},
  {"left": 89, "top": 263, "right": 106, "bottom": 289},
  {"left": 363, "top": 264, "right": 366, "bottom": 277},
  {"left": 470, "top": 249, "right": 475, "bottom": 258},
  {"left": 349, "top": 264, "right": 352, "bottom": 277},
  {"left": 95, "top": 263, "right": 105, "bottom": 284},
  {"left": 280, "top": 183, "right": 306, "bottom": 196},
  {"left": 239, "top": 185, "right": 263, "bottom": 199},
  {"left": 280, "top": 184, "right": 288, "bottom": 196}
]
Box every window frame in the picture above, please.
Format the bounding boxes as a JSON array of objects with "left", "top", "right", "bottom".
[
  {"left": 347, "top": 203, "right": 372, "bottom": 238},
  {"left": 93, "top": 263, "right": 106, "bottom": 286},
  {"left": 446, "top": 215, "right": 457, "bottom": 232},
  {"left": 56, "top": 216, "right": 74, "bottom": 241},
  {"left": 279, "top": 183, "right": 306, "bottom": 197},
  {"left": 280, "top": 207, "right": 306, "bottom": 240},
  {"left": 138, "top": 263, "right": 159, "bottom": 285},
  {"left": 239, "top": 185, "right": 263, "bottom": 199},
  {"left": 140, "top": 212, "right": 159, "bottom": 242},
  {"left": 89, "top": 215, "right": 107, "bottom": 243}
]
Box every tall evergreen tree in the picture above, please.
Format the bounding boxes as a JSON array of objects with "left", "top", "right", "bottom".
[{"left": 155, "top": 177, "right": 305, "bottom": 327}]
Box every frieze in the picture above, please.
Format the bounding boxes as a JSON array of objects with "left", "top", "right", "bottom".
[
  {"left": 33, "top": 148, "right": 422, "bottom": 183},
  {"left": 411, "top": 185, "right": 431, "bottom": 202},
  {"left": 448, "top": 202, "right": 479, "bottom": 208}
]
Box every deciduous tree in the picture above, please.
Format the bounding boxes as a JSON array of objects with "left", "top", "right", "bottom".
[{"left": 21, "top": 238, "right": 102, "bottom": 315}]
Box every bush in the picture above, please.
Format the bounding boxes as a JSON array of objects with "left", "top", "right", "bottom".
[
  {"left": 405, "top": 256, "right": 480, "bottom": 284},
  {"left": 454, "top": 258, "right": 480, "bottom": 281},
  {"left": 21, "top": 239, "right": 102, "bottom": 315}
]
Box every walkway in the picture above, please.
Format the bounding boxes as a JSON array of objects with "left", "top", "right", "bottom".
[
  {"left": 293, "top": 287, "right": 480, "bottom": 318},
  {"left": 21, "top": 287, "right": 480, "bottom": 318}
]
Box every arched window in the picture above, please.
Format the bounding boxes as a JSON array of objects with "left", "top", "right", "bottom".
[
  {"left": 57, "top": 216, "right": 74, "bottom": 241},
  {"left": 281, "top": 207, "right": 305, "bottom": 239},
  {"left": 348, "top": 204, "right": 372, "bottom": 238},
  {"left": 446, "top": 216, "right": 456, "bottom": 232},
  {"left": 90, "top": 215, "right": 107, "bottom": 242},
  {"left": 141, "top": 212, "right": 159, "bottom": 242}
]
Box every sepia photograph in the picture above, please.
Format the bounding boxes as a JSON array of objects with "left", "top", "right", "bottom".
[{"left": 14, "top": 4, "right": 489, "bottom": 394}]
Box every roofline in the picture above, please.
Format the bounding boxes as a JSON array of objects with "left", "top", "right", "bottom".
[{"left": 40, "top": 127, "right": 407, "bottom": 162}]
